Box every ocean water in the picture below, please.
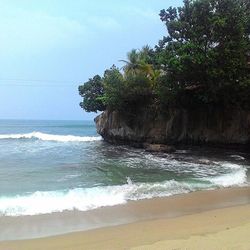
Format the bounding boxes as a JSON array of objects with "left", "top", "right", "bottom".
[{"left": 0, "top": 119, "right": 249, "bottom": 216}]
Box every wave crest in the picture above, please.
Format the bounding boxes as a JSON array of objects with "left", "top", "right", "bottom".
[
  {"left": 205, "top": 168, "right": 247, "bottom": 187},
  {"left": 0, "top": 132, "right": 102, "bottom": 142},
  {"left": 0, "top": 168, "right": 247, "bottom": 217},
  {"left": 0, "top": 179, "right": 212, "bottom": 216}
]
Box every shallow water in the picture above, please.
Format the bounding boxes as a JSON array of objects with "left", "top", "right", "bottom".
[{"left": 0, "top": 120, "right": 249, "bottom": 216}]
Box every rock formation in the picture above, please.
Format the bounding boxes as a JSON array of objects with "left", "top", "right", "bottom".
[{"left": 95, "top": 108, "right": 250, "bottom": 147}]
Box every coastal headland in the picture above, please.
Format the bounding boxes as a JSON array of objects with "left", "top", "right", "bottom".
[
  {"left": 0, "top": 0, "right": 248, "bottom": 249},
  {"left": 95, "top": 108, "right": 250, "bottom": 147}
]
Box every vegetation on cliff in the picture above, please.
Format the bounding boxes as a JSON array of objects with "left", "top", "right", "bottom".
[{"left": 79, "top": 0, "right": 250, "bottom": 113}]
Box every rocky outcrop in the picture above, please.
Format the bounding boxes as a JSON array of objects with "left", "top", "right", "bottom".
[
  {"left": 143, "top": 143, "right": 176, "bottom": 153},
  {"left": 94, "top": 108, "right": 250, "bottom": 146}
]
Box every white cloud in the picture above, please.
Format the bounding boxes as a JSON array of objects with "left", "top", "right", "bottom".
[
  {"left": 126, "top": 7, "right": 160, "bottom": 22},
  {"left": 87, "top": 16, "right": 121, "bottom": 30},
  {"left": 0, "top": 6, "right": 86, "bottom": 56},
  {"left": 0, "top": 2, "right": 123, "bottom": 57}
]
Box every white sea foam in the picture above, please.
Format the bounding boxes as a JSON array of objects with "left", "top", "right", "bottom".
[
  {"left": 230, "top": 155, "right": 245, "bottom": 160},
  {"left": 0, "top": 163, "right": 248, "bottom": 216},
  {"left": 220, "top": 162, "right": 243, "bottom": 169},
  {"left": 0, "top": 132, "right": 102, "bottom": 142},
  {"left": 204, "top": 165, "right": 247, "bottom": 187},
  {"left": 0, "top": 179, "right": 207, "bottom": 216}
]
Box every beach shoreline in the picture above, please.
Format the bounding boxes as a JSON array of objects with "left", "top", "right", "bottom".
[{"left": 0, "top": 186, "right": 250, "bottom": 249}]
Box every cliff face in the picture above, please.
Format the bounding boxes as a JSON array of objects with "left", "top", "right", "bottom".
[{"left": 94, "top": 108, "right": 250, "bottom": 146}]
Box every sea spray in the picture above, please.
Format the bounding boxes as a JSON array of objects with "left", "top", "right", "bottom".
[
  {"left": 0, "top": 173, "right": 247, "bottom": 216},
  {"left": 0, "top": 132, "right": 102, "bottom": 142}
]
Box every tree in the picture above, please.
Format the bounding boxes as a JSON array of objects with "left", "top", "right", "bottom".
[
  {"left": 102, "top": 65, "right": 126, "bottom": 110},
  {"left": 120, "top": 49, "right": 143, "bottom": 75},
  {"left": 78, "top": 75, "right": 106, "bottom": 112},
  {"left": 79, "top": 0, "right": 250, "bottom": 114},
  {"left": 120, "top": 47, "right": 162, "bottom": 89},
  {"left": 157, "top": 0, "right": 250, "bottom": 105}
]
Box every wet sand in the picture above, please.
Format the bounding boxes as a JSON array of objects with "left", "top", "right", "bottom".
[{"left": 0, "top": 187, "right": 250, "bottom": 249}]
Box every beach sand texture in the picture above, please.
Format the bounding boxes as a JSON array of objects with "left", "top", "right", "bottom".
[{"left": 0, "top": 187, "right": 250, "bottom": 250}]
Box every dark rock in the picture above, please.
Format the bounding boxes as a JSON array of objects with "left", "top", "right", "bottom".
[
  {"left": 143, "top": 143, "right": 176, "bottom": 153},
  {"left": 95, "top": 107, "right": 250, "bottom": 146}
]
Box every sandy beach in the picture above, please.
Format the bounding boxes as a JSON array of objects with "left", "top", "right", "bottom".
[{"left": 0, "top": 187, "right": 250, "bottom": 250}]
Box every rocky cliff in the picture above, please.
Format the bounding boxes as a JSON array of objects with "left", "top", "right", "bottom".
[{"left": 94, "top": 108, "right": 250, "bottom": 146}]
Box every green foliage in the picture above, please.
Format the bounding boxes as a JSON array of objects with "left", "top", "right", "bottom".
[
  {"left": 103, "top": 66, "right": 152, "bottom": 111},
  {"left": 102, "top": 65, "right": 126, "bottom": 110},
  {"left": 124, "top": 73, "right": 152, "bottom": 102},
  {"left": 120, "top": 47, "right": 153, "bottom": 77},
  {"left": 79, "top": 0, "right": 250, "bottom": 114},
  {"left": 156, "top": 75, "right": 181, "bottom": 107},
  {"left": 78, "top": 75, "right": 106, "bottom": 112},
  {"left": 120, "top": 47, "right": 162, "bottom": 89},
  {"left": 157, "top": 0, "right": 250, "bottom": 106}
]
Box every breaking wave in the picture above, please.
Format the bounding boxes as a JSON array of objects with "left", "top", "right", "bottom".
[
  {"left": 0, "top": 132, "right": 102, "bottom": 142},
  {"left": 204, "top": 163, "right": 247, "bottom": 187},
  {"left": 0, "top": 171, "right": 247, "bottom": 216}
]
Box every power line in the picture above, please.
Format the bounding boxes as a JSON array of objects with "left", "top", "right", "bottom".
[
  {"left": 0, "top": 78, "right": 82, "bottom": 87},
  {"left": 0, "top": 78, "right": 76, "bottom": 83},
  {"left": 0, "top": 84, "right": 78, "bottom": 87}
]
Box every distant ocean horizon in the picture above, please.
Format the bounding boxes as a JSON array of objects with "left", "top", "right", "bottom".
[{"left": 0, "top": 119, "right": 249, "bottom": 217}]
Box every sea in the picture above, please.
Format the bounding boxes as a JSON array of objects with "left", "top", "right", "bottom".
[{"left": 0, "top": 119, "right": 249, "bottom": 217}]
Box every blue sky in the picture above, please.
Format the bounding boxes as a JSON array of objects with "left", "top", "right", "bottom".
[{"left": 0, "top": 0, "right": 182, "bottom": 120}]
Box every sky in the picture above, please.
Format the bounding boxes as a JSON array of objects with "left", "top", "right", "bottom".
[{"left": 0, "top": 0, "right": 182, "bottom": 120}]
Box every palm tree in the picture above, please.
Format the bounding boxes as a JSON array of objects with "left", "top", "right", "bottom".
[
  {"left": 120, "top": 47, "right": 162, "bottom": 89},
  {"left": 139, "top": 45, "right": 151, "bottom": 62},
  {"left": 120, "top": 49, "right": 141, "bottom": 75}
]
